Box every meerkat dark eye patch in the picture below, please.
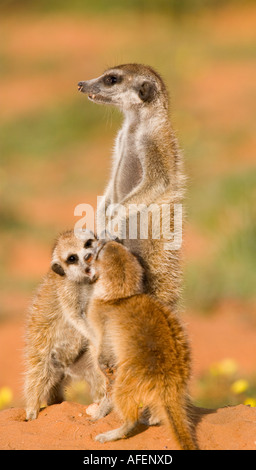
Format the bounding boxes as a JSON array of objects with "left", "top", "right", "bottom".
[
  {"left": 138, "top": 81, "right": 156, "bottom": 103},
  {"left": 103, "top": 74, "right": 122, "bottom": 86},
  {"left": 84, "top": 239, "right": 93, "bottom": 248},
  {"left": 51, "top": 263, "right": 65, "bottom": 276},
  {"left": 66, "top": 254, "right": 78, "bottom": 264}
]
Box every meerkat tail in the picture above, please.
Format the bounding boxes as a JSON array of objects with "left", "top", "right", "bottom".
[{"left": 162, "top": 390, "right": 198, "bottom": 450}]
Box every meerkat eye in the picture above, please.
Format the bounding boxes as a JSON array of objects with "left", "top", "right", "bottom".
[
  {"left": 66, "top": 254, "right": 78, "bottom": 264},
  {"left": 110, "top": 76, "right": 117, "bottom": 84},
  {"left": 84, "top": 239, "right": 93, "bottom": 248},
  {"left": 104, "top": 75, "right": 119, "bottom": 86}
]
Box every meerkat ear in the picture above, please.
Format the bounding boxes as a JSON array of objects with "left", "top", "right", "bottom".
[
  {"left": 138, "top": 81, "right": 156, "bottom": 102},
  {"left": 51, "top": 263, "right": 65, "bottom": 277}
]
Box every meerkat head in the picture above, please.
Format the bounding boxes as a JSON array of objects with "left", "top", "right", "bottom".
[
  {"left": 78, "top": 63, "right": 169, "bottom": 112},
  {"left": 86, "top": 239, "right": 144, "bottom": 300},
  {"left": 51, "top": 230, "right": 97, "bottom": 283}
]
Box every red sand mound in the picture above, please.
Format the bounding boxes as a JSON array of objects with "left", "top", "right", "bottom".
[{"left": 0, "top": 402, "right": 255, "bottom": 450}]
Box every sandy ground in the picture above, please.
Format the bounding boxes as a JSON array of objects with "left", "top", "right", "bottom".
[{"left": 0, "top": 402, "right": 255, "bottom": 450}]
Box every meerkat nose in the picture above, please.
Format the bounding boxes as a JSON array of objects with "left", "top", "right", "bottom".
[{"left": 77, "top": 82, "right": 84, "bottom": 91}]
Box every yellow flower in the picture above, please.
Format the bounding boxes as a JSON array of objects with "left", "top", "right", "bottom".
[
  {"left": 244, "top": 398, "right": 256, "bottom": 407},
  {"left": 210, "top": 358, "right": 238, "bottom": 377},
  {"left": 0, "top": 387, "right": 13, "bottom": 409},
  {"left": 231, "top": 379, "right": 249, "bottom": 394}
]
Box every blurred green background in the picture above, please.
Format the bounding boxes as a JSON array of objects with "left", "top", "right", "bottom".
[{"left": 0, "top": 0, "right": 255, "bottom": 409}]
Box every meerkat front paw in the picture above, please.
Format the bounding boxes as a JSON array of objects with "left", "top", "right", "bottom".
[
  {"left": 86, "top": 403, "right": 99, "bottom": 419},
  {"left": 25, "top": 408, "right": 39, "bottom": 421},
  {"left": 86, "top": 396, "right": 112, "bottom": 421}
]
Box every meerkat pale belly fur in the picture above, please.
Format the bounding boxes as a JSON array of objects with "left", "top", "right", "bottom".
[
  {"left": 85, "top": 240, "right": 198, "bottom": 450},
  {"left": 78, "top": 64, "right": 185, "bottom": 311},
  {"left": 24, "top": 230, "right": 105, "bottom": 421}
]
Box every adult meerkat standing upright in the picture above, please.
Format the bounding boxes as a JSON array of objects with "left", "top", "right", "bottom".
[
  {"left": 85, "top": 240, "right": 198, "bottom": 450},
  {"left": 24, "top": 230, "right": 105, "bottom": 421},
  {"left": 78, "top": 64, "right": 185, "bottom": 310}
]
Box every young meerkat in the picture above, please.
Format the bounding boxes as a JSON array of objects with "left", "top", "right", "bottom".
[
  {"left": 85, "top": 240, "right": 198, "bottom": 450},
  {"left": 24, "top": 230, "right": 106, "bottom": 421},
  {"left": 78, "top": 64, "right": 185, "bottom": 312}
]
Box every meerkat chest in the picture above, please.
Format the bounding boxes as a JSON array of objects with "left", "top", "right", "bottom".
[
  {"left": 79, "top": 285, "right": 92, "bottom": 315},
  {"left": 113, "top": 124, "right": 143, "bottom": 202}
]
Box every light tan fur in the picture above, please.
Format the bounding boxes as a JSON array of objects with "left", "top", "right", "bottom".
[
  {"left": 78, "top": 64, "right": 185, "bottom": 312},
  {"left": 24, "top": 230, "right": 105, "bottom": 421},
  {"left": 85, "top": 240, "right": 198, "bottom": 450}
]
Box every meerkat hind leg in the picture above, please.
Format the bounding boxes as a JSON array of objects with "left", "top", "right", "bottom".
[
  {"left": 140, "top": 406, "right": 162, "bottom": 426},
  {"left": 95, "top": 420, "right": 136, "bottom": 443},
  {"left": 46, "top": 379, "right": 66, "bottom": 406},
  {"left": 95, "top": 375, "right": 141, "bottom": 442}
]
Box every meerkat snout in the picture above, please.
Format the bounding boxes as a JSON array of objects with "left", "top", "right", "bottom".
[{"left": 84, "top": 265, "right": 97, "bottom": 281}]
